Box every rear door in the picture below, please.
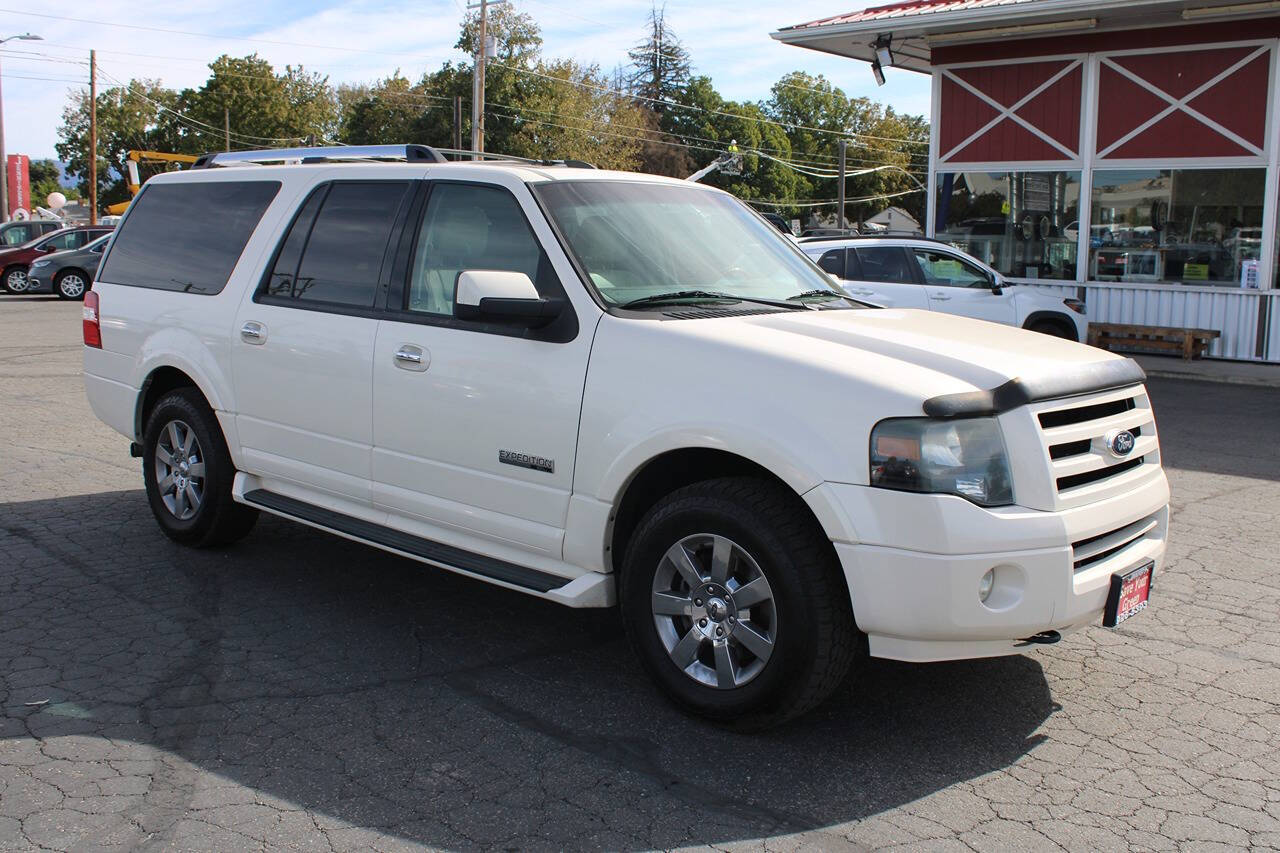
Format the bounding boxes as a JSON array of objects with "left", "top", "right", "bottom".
[
  {"left": 912, "top": 248, "right": 1016, "bottom": 325},
  {"left": 232, "top": 180, "right": 413, "bottom": 506},
  {"left": 846, "top": 245, "right": 930, "bottom": 308},
  {"left": 371, "top": 179, "right": 591, "bottom": 559}
]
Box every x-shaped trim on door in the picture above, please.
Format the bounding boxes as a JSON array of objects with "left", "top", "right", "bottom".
[
  {"left": 940, "top": 59, "right": 1083, "bottom": 162},
  {"left": 1097, "top": 45, "right": 1269, "bottom": 159}
]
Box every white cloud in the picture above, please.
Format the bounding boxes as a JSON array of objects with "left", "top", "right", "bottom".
[{"left": 0, "top": 0, "right": 930, "bottom": 160}]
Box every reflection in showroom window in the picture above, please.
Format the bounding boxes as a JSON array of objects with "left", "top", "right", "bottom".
[
  {"left": 934, "top": 171, "right": 1080, "bottom": 281},
  {"left": 1089, "top": 168, "right": 1264, "bottom": 287}
]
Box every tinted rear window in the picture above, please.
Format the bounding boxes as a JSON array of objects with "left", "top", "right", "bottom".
[{"left": 98, "top": 180, "right": 280, "bottom": 294}]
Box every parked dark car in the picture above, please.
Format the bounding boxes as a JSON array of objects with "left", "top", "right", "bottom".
[
  {"left": 0, "top": 219, "right": 62, "bottom": 247},
  {"left": 25, "top": 233, "right": 111, "bottom": 300},
  {"left": 0, "top": 226, "right": 113, "bottom": 293}
]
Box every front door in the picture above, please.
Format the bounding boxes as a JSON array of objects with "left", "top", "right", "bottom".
[
  {"left": 911, "top": 248, "right": 1016, "bottom": 325},
  {"left": 372, "top": 180, "right": 592, "bottom": 558},
  {"left": 232, "top": 179, "right": 413, "bottom": 504}
]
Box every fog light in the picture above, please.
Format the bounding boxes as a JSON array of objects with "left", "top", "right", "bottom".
[{"left": 978, "top": 569, "right": 995, "bottom": 603}]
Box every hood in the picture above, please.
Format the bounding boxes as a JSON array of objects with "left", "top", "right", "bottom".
[{"left": 735, "top": 307, "right": 1122, "bottom": 397}]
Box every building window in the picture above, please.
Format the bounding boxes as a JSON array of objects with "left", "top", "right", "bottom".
[
  {"left": 1089, "top": 168, "right": 1264, "bottom": 287},
  {"left": 934, "top": 171, "right": 1080, "bottom": 281}
]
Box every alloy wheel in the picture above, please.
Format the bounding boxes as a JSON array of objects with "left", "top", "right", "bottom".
[
  {"left": 650, "top": 533, "right": 778, "bottom": 689},
  {"left": 154, "top": 419, "right": 205, "bottom": 521},
  {"left": 6, "top": 269, "right": 28, "bottom": 293},
  {"left": 58, "top": 273, "right": 86, "bottom": 299}
]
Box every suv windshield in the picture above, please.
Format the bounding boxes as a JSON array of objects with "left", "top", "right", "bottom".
[{"left": 534, "top": 181, "right": 849, "bottom": 308}]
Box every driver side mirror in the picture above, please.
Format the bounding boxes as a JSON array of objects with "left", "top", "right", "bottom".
[
  {"left": 990, "top": 274, "right": 1004, "bottom": 296},
  {"left": 454, "top": 270, "right": 564, "bottom": 328}
]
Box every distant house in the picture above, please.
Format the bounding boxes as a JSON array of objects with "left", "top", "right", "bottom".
[{"left": 863, "top": 206, "right": 921, "bottom": 234}]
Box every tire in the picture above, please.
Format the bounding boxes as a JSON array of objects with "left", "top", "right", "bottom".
[
  {"left": 54, "top": 269, "right": 89, "bottom": 300},
  {"left": 142, "top": 388, "right": 258, "bottom": 547},
  {"left": 1028, "top": 319, "right": 1075, "bottom": 341},
  {"left": 619, "top": 476, "right": 857, "bottom": 729},
  {"left": 3, "top": 266, "right": 29, "bottom": 293}
]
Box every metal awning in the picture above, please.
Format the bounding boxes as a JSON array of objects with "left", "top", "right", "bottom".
[{"left": 771, "top": 0, "right": 1280, "bottom": 72}]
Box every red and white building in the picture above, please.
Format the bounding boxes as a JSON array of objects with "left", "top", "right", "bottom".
[{"left": 774, "top": 0, "right": 1280, "bottom": 361}]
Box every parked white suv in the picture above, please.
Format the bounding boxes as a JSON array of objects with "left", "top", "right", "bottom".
[
  {"left": 83, "top": 145, "right": 1168, "bottom": 728},
  {"left": 800, "top": 236, "right": 1089, "bottom": 340}
]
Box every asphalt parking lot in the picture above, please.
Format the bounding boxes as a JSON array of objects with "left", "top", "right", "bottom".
[{"left": 2, "top": 295, "right": 1279, "bottom": 852}]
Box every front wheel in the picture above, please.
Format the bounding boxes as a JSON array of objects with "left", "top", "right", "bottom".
[
  {"left": 142, "top": 388, "right": 258, "bottom": 547},
  {"left": 1027, "top": 319, "right": 1076, "bottom": 340},
  {"left": 55, "top": 270, "right": 89, "bottom": 300},
  {"left": 620, "top": 477, "right": 857, "bottom": 729},
  {"left": 3, "top": 266, "right": 29, "bottom": 293}
]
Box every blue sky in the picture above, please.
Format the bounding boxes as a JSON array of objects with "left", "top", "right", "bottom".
[{"left": 0, "top": 1, "right": 931, "bottom": 161}]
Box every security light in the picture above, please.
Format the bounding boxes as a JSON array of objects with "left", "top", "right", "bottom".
[
  {"left": 871, "top": 60, "right": 886, "bottom": 87},
  {"left": 873, "top": 36, "right": 893, "bottom": 68}
]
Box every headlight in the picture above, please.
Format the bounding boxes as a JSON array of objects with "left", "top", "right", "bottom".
[
  {"left": 30, "top": 259, "right": 50, "bottom": 268},
  {"left": 870, "top": 417, "right": 1014, "bottom": 507},
  {"left": 1063, "top": 298, "right": 1086, "bottom": 315}
]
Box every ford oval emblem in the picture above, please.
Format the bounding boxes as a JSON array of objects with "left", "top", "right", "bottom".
[{"left": 1107, "top": 429, "right": 1136, "bottom": 457}]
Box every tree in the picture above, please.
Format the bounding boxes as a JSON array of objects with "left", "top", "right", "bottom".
[
  {"left": 179, "top": 54, "right": 338, "bottom": 150},
  {"left": 28, "top": 159, "right": 76, "bottom": 206},
  {"left": 55, "top": 78, "right": 183, "bottom": 207},
  {"left": 626, "top": 5, "right": 691, "bottom": 115},
  {"left": 339, "top": 73, "right": 423, "bottom": 145}
]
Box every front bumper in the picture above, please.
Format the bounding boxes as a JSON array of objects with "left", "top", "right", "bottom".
[
  {"left": 815, "top": 470, "right": 1170, "bottom": 662},
  {"left": 25, "top": 271, "right": 50, "bottom": 292}
]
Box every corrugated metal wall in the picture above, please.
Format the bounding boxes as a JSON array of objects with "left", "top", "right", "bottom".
[{"left": 1031, "top": 283, "right": 1277, "bottom": 361}]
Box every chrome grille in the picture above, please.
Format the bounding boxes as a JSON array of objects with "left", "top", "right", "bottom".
[{"left": 1034, "top": 385, "right": 1159, "bottom": 506}]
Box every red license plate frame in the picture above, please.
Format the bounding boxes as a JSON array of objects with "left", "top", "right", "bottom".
[{"left": 1103, "top": 561, "right": 1153, "bottom": 628}]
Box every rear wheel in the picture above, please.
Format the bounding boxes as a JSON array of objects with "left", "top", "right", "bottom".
[
  {"left": 142, "top": 388, "right": 258, "bottom": 547},
  {"left": 3, "top": 266, "right": 29, "bottom": 293},
  {"left": 620, "top": 477, "right": 857, "bottom": 729},
  {"left": 54, "top": 270, "right": 89, "bottom": 300}
]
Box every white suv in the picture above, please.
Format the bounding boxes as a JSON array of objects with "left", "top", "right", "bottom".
[
  {"left": 800, "top": 236, "right": 1089, "bottom": 340},
  {"left": 83, "top": 145, "right": 1168, "bottom": 728}
]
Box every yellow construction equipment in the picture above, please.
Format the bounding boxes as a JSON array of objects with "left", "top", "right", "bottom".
[{"left": 105, "top": 150, "right": 199, "bottom": 215}]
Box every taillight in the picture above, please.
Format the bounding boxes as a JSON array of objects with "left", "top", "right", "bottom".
[{"left": 83, "top": 291, "right": 102, "bottom": 348}]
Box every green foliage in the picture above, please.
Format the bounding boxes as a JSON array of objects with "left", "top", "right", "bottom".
[
  {"left": 53, "top": 8, "right": 930, "bottom": 223},
  {"left": 28, "top": 159, "right": 76, "bottom": 205}
]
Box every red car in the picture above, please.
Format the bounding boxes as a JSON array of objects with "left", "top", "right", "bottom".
[{"left": 1, "top": 225, "right": 114, "bottom": 293}]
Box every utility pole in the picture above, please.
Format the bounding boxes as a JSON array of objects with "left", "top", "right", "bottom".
[
  {"left": 89, "top": 49, "right": 97, "bottom": 225},
  {"left": 453, "top": 95, "right": 462, "bottom": 151},
  {"left": 224, "top": 105, "right": 230, "bottom": 152},
  {"left": 836, "top": 138, "right": 846, "bottom": 231},
  {"left": 468, "top": 0, "right": 504, "bottom": 157}
]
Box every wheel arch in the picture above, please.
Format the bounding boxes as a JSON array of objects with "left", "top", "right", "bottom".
[
  {"left": 606, "top": 447, "right": 839, "bottom": 576},
  {"left": 1022, "top": 310, "right": 1079, "bottom": 341},
  {"left": 134, "top": 364, "right": 219, "bottom": 444}
]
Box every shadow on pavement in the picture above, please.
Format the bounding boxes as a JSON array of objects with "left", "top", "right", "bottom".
[
  {"left": 1, "top": 489, "right": 1055, "bottom": 849},
  {"left": 1144, "top": 376, "right": 1280, "bottom": 480}
]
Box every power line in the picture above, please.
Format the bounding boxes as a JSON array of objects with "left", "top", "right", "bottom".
[{"left": 489, "top": 59, "right": 932, "bottom": 149}]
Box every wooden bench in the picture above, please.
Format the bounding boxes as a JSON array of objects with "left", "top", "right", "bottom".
[{"left": 1087, "top": 323, "right": 1221, "bottom": 360}]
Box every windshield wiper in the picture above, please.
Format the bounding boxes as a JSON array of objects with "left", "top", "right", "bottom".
[
  {"left": 620, "top": 290, "right": 808, "bottom": 310},
  {"left": 787, "top": 288, "right": 856, "bottom": 303}
]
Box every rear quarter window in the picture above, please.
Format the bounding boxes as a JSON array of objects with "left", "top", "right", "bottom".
[{"left": 98, "top": 180, "right": 280, "bottom": 294}]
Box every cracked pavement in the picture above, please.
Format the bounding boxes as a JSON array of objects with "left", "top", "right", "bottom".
[{"left": 1, "top": 296, "right": 1278, "bottom": 851}]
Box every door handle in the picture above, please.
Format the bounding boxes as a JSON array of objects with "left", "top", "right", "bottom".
[
  {"left": 931, "top": 293, "right": 952, "bottom": 301},
  {"left": 852, "top": 288, "right": 875, "bottom": 297},
  {"left": 240, "top": 321, "right": 266, "bottom": 344},
  {"left": 393, "top": 344, "right": 429, "bottom": 372}
]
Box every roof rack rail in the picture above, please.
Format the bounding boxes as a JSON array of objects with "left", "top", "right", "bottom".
[
  {"left": 192, "top": 144, "right": 597, "bottom": 170},
  {"left": 192, "top": 144, "right": 447, "bottom": 169},
  {"left": 432, "top": 148, "right": 596, "bottom": 169}
]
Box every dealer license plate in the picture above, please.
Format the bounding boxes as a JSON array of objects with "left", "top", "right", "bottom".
[{"left": 1103, "top": 561, "right": 1153, "bottom": 628}]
